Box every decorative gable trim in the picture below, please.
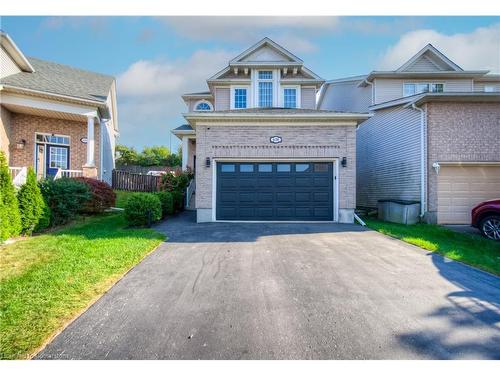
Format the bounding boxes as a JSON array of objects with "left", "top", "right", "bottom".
[
  {"left": 229, "top": 37, "right": 303, "bottom": 65},
  {"left": 397, "top": 44, "right": 463, "bottom": 72},
  {"left": 0, "top": 32, "right": 35, "bottom": 73}
]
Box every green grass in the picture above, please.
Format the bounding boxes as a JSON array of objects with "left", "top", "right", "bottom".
[
  {"left": 114, "top": 190, "right": 137, "bottom": 208},
  {"left": 364, "top": 217, "right": 500, "bottom": 276},
  {"left": 0, "top": 213, "right": 165, "bottom": 359}
]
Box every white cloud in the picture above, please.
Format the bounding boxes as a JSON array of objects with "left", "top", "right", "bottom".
[
  {"left": 378, "top": 24, "right": 500, "bottom": 72},
  {"left": 116, "top": 49, "right": 234, "bottom": 149},
  {"left": 157, "top": 16, "right": 339, "bottom": 53}
]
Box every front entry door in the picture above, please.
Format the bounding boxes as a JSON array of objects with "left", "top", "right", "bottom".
[{"left": 46, "top": 145, "right": 69, "bottom": 177}]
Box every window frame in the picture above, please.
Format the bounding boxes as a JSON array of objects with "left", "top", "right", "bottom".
[
  {"left": 194, "top": 100, "right": 214, "bottom": 112},
  {"left": 257, "top": 70, "right": 274, "bottom": 108},
  {"left": 280, "top": 85, "right": 301, "bottom": 108},
  {"left": 230, "top": 86, "right": 250, "bottom": 109},
  {"left": 403, "top": 82, "right": 445, "bottom": 97}
]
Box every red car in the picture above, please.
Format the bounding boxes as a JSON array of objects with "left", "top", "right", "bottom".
[{"left": 471, "top": 199, "right": 500, "bottom": 240}]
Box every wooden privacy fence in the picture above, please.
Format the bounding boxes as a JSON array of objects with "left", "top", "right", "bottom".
[{"left": 112, "top": 169, "right": 161, "bottom": 192}]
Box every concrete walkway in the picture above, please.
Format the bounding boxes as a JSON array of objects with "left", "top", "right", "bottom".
[{"left": 37, "top": 212, "right": 500, "bottom": 359}]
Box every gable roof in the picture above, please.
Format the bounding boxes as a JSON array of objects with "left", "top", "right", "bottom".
[
  {"left": 397, "top": 44, "right": 463, "bottom": 72},
  {"left": 0, "top": 56, "right": 114, "bottom": 103},
  {"left": 0, "top": 31, "right": 35, "bottom": 73},
  {"left": 229, "top": 37, "right": 303, "bottom": 65}
]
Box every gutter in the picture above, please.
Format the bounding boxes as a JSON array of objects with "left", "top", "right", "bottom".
[{"left": 411, "top": 103, "right": 427, "bottom": 218}]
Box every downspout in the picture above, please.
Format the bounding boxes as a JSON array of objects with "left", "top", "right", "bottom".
[{"left": 411, "top": 103, "right": 427, "bottom": 218}]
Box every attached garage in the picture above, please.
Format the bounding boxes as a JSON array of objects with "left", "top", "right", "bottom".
[
  {"left": 216, "top": 161, "right": 335, "bottom": 221},
  {"left": 437, "top": 165, "right": 500, "bottom": 224}
]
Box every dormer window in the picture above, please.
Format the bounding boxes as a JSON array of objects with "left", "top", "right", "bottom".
[
  {"left": 283, "top": 88, "right": 297, "bottom": 108},
  {"left": 194, "top": 100, "right": 213, "bottom": 111},
  {"left": 258, "top": 70, "right": 273, "bottom": 108},
  {"left": 404, "top": 82, "right": 444, "bottom": 97}
]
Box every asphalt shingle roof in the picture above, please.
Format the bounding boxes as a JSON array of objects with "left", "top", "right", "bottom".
[
  {"left": 0, "top": 57, "right": 114, "bottom": 103},
  {"left": 172, "top": 124, "right": 193, "bottom": 131}
]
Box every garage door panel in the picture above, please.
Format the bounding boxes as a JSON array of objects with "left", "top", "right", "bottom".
[
  {"left": 217, "top": 162, "right": 334, "bottom": 221},
  {"left": 437, "top": 166, "right": 500, "bottom": 224}
]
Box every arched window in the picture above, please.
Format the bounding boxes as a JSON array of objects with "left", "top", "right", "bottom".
[{"left": 194, "top": 101, "right": 213, "bottom": 111}]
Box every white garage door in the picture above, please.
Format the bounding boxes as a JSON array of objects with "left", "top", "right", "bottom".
[{"left": 437, "top": 165, "right": 500, "bottom": 224}]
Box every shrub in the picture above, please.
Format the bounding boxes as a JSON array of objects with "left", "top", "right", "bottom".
[
  {"left": 155, "top": 191, "right": 173, "bottom": 218},
  {"left": 17, "top": 167, "right": 45, "bottom": 235},
  {"left": 34, "top": 202, "right": 51, "bottom": 232},
  {"left": 160, "top": 169, "right": 193, "bottom": 192},
  {"left": 124, "top": 193, "right": 162, "bottom": 226},
  {"left": 39, "top": 178, "right": 91, "bottom": 226},
  {"left": 171, "top": 190, "right": 184, "bottom": 212},
  {"left": 0, "top": 151, "right": 21, "bottom": 240},
  {"left": 74, "top": 177, "right": 116, "bottom": 213}
]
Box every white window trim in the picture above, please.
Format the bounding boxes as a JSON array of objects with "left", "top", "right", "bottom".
[
  {"left": 403, "top": 81, "right": 445, "bottom": 97},
  {"left": 253, "top": 69, "right": 280, "bottom": 108},
  {"left": 230, "top": 85, "right": 251, "bottom": 109},
  {"left": 35, "top": 132, "right": 71, "bottom": 145},
  {"left": 193, "top": 99, "right": 214, "bottom": 112},
  {"left": 279, "top": 85, "right": 301, "bottom": 108},
  {"left": 484, "top": 85, "right": 495, "bottom": 93}
]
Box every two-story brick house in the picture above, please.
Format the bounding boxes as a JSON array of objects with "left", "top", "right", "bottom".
[
  {"left": 173, "top": 38, "right": 369, "bottom": 223},
  {"left": 318, "top": 44, "right": 500, "bottom": 225}
]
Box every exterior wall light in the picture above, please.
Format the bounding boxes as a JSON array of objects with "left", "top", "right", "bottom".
[
  {"left": 341, "top": 157, "right": 347, "bottom": 168},
  {"left": 16, "top": 139, "right": 26, "bottom": 150},
  {"left": 205, "top": 157, "right": 211, "bottom": 168}
]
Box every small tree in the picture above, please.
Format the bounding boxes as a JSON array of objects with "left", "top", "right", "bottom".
[
  {"left": 0, "top": 151, "right": 21, "bottom": 240},
  {"left": 17, "top": 167, "right": 44, "bottom": 235}
]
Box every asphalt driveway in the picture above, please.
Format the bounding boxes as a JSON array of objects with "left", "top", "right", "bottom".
[{"left": 37, "top": 212, "right": 500, "bottom": 359}]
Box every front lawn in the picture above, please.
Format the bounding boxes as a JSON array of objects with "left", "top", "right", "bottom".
[
  {"left": 0, "top": 213, "right": 165, "bottom": 360},
  {"left": 364, "top": 218, "right": 500, "bottom": 276}
]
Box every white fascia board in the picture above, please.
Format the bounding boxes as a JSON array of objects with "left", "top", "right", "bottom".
[
  {"left": 229, "top": 37, "right": 303, "bottom": 65},
  {"left": 325, "top": 75, "right": 368, "bottom": 85},
  {"left": 0, "top": 32, "right": 35, "bottom": 72},
  {"left": 1, "top": 92, "right": 99, "bottom": 117},
  {"left": 183, "top": 112, "right": 371, "bottom": 122},
  {"left": 181, "top": 93, "right": 213, "bottom": 99},
  {"left": 364, "top": 70, "right": 489, "bottom": 82}
]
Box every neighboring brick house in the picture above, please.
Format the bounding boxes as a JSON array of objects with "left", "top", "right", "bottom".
[
  {"left": 0, "top": 32, "right": 118, "bottom": 184},
  {"left": 318, "top": 44, "right": 500, "bottom": 224},
  {"left": 173, "top": 38, "right": 369, "bottom": 223}
]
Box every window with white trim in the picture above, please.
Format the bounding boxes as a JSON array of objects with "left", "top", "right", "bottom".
[
  {"left": 36, "top": 134, "right": 70, "bottom": 145},
  {"left": 404, "top": 83, "right": 444, "bottom": 96},
  {"left": 49, "top": 147, "right": 68, "bottom": 169},
  {"left": 234, "top": 88, "right": 247, "bottom": 109},
  {"left": 484, "top": 85, "right": 495, "bottom": 92},
  {"left": 258, "top": 70, "right": 273, "bottom": 108},
  {"left": 283, "top": 88, "right": 297, "bottom": 108},
  {"left": 194, "top": 101, "right": 213, "bottom": 111}
]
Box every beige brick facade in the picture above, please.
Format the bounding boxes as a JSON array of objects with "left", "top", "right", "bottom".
[
  {"left": 6, "top": 112, "right": 100, "bottom": 176},
  {"left": 194, "top": 123, "right": 357, "bottom": 219},
  {"left": 426, "top": 102, "right": 500, "bottom": 215}
]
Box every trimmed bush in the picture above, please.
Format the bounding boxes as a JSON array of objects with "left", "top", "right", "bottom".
[
  {"left": 34, "top": 202, "right": 51, "bottom": 232},
  {"left": 39, "top": 178, "right": 91, "bottom": 226},
  {"left": 124, "top": 193, "right": 162, "bottom": 226},
  {"left": 155, "top": 191, "right": 173, "bottom": 218},
  {"left": 0, "top": 151, "right": 21, "bottom": 240},
  {"left": 17, "top": 167, "right": 45, "bottom": 235},
  {"left": 160, "top": 170, "right": 193, "bottom": 192},
  {"left": 171, "top": 190, "right": 184, "bottom": 213},
  {"left": 74, "top": 177, "right": 116, "bottom": 213}
]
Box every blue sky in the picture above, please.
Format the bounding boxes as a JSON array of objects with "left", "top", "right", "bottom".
[{"left": 2, "top": 16, "right": 499, "bottom": 150}]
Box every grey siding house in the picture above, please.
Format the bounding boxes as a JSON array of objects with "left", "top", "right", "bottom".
[
  {"left": 319, "top": 44, "right": 500, "bottom": 224},
  {"left": 173, "top": 38, "right": 369, "bottom": 223}
]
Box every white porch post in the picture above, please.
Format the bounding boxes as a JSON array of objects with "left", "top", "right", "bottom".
[
  {"left": 86, "top": 115, "right": 95, "bottom": 166},
  {"left": 181, "top": 136, "right": 189, "bottom": 171}
]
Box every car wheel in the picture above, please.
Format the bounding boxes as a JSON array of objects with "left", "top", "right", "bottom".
[{"left": 479, "top": 215, "right": 500, "bottom": 241}]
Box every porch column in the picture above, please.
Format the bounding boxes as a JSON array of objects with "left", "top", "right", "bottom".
[
  {"left": 82, "top": 115, "right": 98, "bottom": 178},
  {"left": 86, "top": 115, "right": 95, "bottom": 166},
  {"left": 182, "top": 136, "right": 189, "bottom": 171}
]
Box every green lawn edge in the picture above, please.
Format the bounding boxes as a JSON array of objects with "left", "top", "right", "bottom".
[
  {"left": 0, "top": 212, "right": 165, "bottom": 360},
  {"left": 363, "top": 217, "right": 500, "bottom": 276}
]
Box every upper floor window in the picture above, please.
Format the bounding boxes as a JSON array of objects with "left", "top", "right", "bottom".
[
  {"left": 484, "top": 85, "right": 495, "bottom": 92},
  {"left": 404, "top": 83, "right": 444, "bottom": 97},
  {"left": 258, "top": 71, "right": 273, "bottom": 80},
  {"left": 234, "top": 88, "right": 247, "bottom": 109},
  {"left": 283, "top": 88, "right": 297, "bottom": 108},
  {"left": 258, "top": 70, "right": 273, "bottom": 108},
  {"left": 194, "top": 101, "right": 213, "bottom": 111}
]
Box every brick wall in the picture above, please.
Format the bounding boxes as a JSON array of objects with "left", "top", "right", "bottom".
[
  {"left": 195, "top": 123, "right": 357, "bottom": 211},
  {"left": 426, "top": 102, "right": 500, "bottom": 212},
  {"left": 8, "top": 113, "right": 100, "bottom": 176}
]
